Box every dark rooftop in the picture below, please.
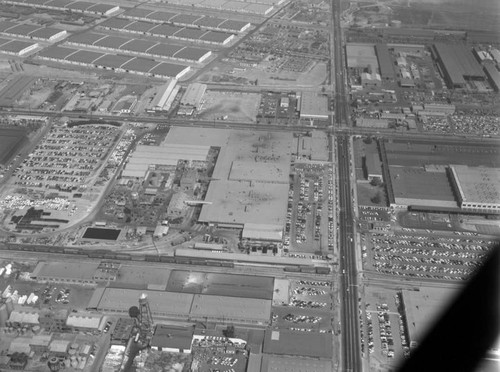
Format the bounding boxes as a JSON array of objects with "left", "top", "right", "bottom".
[
  {"left": 147, "top": 11, "right": 177, "bottom": 22},
  {"left": 123, "top": 8, "right": 155, "bottom": 18},
  {"left": 170, "top": 13, "right": 203, "bottom": 25},
  {"left": 4, "top": 23, "right": 39, "bottom": 36},
  {"left": 65, "top": 1, "right": 95, "bottom": 11},
  {"left": 124, "top": 21, "right": 156, "bottom": 33},
  {"left": 193, "top": 16, "right": 226, "bottom": 28},
  {"left": 173, "top": 28, "right": 206, "bottom": 40},
  {"left": 94, "top": 54, "right": 132, "bottom": 68},
  {"left": 263, "top": 330, "right": 332, "bottom": 359},
  {"left": 173, "top": 46, "right": 210, "bottom": 61},
  {"left": 120, "top": 39, "right": 157, "bottom": 53},
  {"left": 65, "top": 49, "right": 104, "bottom": 64},
  {"left": 37, "top": 45, "right": 76, "bottom": 59},
  {"left": 150, "top": 325, "right": 194, "bottom": 350},
  {"left": 149, "top": 24, "right": 183, "bottom": 37},
  {"left": 122, "top": 57, "right": 159, "bottom": 73},
  {"left": 147, "top": 43, "right": 183, "bottom": 58},
  {"left": 68, "top": 32, "right": 106, "bottom": 45},
  {"left": 200, "top": 31, "right": 233, "bottom": 43},
  {"left": 99, "top": 18, "right": 131, "bottom": 30},
  {"left": 150, "top": 62, "right": 188, "bottom": 77},
  {"left": 94, "top": 36, "right": 129, "bottom": 49}
]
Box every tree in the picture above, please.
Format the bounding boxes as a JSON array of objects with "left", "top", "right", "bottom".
[
  {"left": 371, "top": 192, "right": 382, "bottom": 204},
  {"left": 370, "top": 177, "right": 382, "bottom": 187},
  {"left": 223, "top": 325, "right": 235, "bottom": 338}
]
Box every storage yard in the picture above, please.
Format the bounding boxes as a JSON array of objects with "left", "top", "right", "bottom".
[{"left": 0, "top": 124, "right": 127, "bottom": 232}]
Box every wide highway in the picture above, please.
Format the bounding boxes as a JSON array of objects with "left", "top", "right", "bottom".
[
  {"left": 330, "top": 0, "right": 362, "bottom": 368},
  {"left": 337, "top": 135, "right": 362, "bottom": 372}
]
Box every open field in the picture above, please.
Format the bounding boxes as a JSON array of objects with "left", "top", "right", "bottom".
[{"left": 198, "top": 91, "right": 261, "bottom": 122}]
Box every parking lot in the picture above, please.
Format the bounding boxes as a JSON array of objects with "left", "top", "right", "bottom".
[
  {"left": 362, "top": 232, "right": 494, "bottom": 281},
  {"left": 271, "top": 279, "right": 332, "bottom": 334},
  {"left": 284, "top": 163, "right": 334, "bottom": 254},
  {"left": 361, "top": 288, "right": 408, "bottom": 370}
]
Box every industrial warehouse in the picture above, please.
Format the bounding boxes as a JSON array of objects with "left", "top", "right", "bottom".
[
  {"left": 99, "top": 18, "right": 236, "bottom": 46},
  {"left": 37, "top": 46, "right": 191, "bottom": 79},
  {"left": 0, "top": 21, "right": 67, "bottom": 42},
  {"left": 162, "top": 0, "right": 279, "bottom": 15},
  {"left": 121, "top": 8, "right": 251, "bottom": 33},
  {"left": 0, "top": 39, "right": 38, "bottom": 56},
  {"left": 65, "top": 32, "right": 212, "bottom": 63},
  {"left": 432, "top": 43, "right": 486, "bottom": 89},
  {"left": 3, "top": 0, "right": 120, "bottom": 16}
]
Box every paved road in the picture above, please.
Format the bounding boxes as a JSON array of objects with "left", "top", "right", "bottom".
[{"left": 337, "top": 135, "right": 362, "bottom": 372}]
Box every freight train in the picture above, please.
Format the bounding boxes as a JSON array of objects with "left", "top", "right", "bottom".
[{"left": 1, "top": 243, "right": 331, "bottom": 275}]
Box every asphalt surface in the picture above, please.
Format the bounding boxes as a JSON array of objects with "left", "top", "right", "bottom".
[{"left": 330, "top": 0, "right": 362, "bottom": 369}]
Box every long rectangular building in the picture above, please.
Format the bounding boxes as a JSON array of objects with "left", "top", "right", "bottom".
[
  {"left": 87, "top": 288, "right": 271, "bottom": 325},
  {"left": 3, "top": 0, "right": 119, "bottom": 16},
  {"left": 375, "top": 44, "right": 395, "bottom": 80},
  {"left": 122, "top": 9, "right": 251, "bottom": 33},
  {"left": 122, "top": 143, "right": 210, "bottom": 178},
  {"left": 66, "top": 32, "right": 211, "bottom": 63},
  {"left": 37, "top": 45, "right": 191, "bottom": 79},
  {"left": 98, "top": 18, "right": 235, "bottom": 45},
  {"left": 432, "top": 44, "right": 485, "bottom": 88}
]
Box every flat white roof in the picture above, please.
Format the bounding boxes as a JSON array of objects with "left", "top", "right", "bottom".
[
  {"left": 66, "top": 313, "right": 102, "bottom": 329},
  {"left": 402, "top": 286, "right": 459, "bottom": 344},
  {"left": 242, "top": 223, "right": 283, "bottom": 241},
  {"left": 450, "top": 165, "right": 500, "bottom": 206},
  {"left": 199, "top": 180, "right": 288, "bottom": 226}
]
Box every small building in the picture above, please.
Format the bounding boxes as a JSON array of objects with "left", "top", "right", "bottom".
[
  {"left": 8, "top": 309, "right": 39, "bottom": 327},
  {"left": 49, "top": 339, "right": 70, "bottom": 356},
  {"left": 66, "top": 312, "right": 103, "bottom": 332},
  {"left": 180, "top": 83, "right": 207, "bottom": 108},
  {"left": 193, "top": 242, "right": 224, "bottom": 252},
  {"left": 8, "top": 352, "right": 28, "bottom": 370},
  {"left": 242, "top": 223, "right": 283, "bottom": 244},
  {"left": 8, "top": 339, "right": 31, "bottom": 356},
  {"left": 150, "top": 325, "right": 194, "bottom": 354},
  {"left": 153, "top": 224, "right": 169, "bottom": 238},
  {"left": 280, "top": 97, "right": 289, "bottom": 108},
  {"left": 361, "top": 72, "right": 382, "bottom": 87},
  {"left": 92, "top": 261, "right": 120, "bottom": 282},
  {"left": 29, "top": 334, "right": 52, "bottom": 353}
]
